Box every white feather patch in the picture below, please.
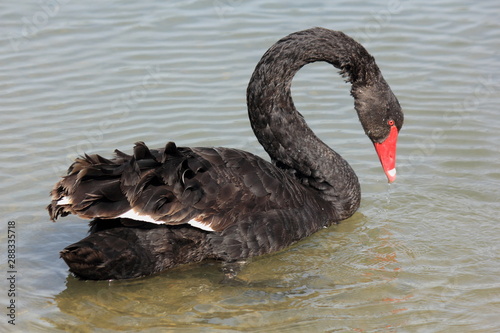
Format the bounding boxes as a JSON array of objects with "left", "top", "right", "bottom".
[
  {"left": 58, "top": 196, "right": 72, "bottom": 205},
  {"left": 117, "top": 209, "right": 163, "bottom": 224},
  {"left": 188, "top": 219, "right": 215, "bottom": 232},
  {"left": 116, "top": 209, "right": 215, "bottom": 232}
]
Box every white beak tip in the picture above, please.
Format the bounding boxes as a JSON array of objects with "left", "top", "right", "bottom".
[{"left": 386, "top": 168, "right": 397, "bottom": 183}]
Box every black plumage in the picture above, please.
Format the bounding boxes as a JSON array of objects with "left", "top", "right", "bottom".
[{"left": 48, "top": 28, "right": 403, "bottom": 280}]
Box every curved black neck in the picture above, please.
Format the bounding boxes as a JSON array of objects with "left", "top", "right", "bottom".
[{"left": 246, "top": 28, "right": 383, "bottom": 219}]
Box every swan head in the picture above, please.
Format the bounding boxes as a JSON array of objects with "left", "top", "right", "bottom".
[{"left": 352, "top": 82, "right": 404, "bottom": 183}]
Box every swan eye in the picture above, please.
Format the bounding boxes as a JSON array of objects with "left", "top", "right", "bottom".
[{"left": 387, "top": 120, "right": 395, "bottom": 126}]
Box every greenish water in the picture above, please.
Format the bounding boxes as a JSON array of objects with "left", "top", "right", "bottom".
[{"left": 1, "top": 1, "right": 499, "bottom": 332}]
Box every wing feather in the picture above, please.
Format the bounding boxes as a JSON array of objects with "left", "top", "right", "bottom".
[{"left": 48, "top": 141, "right": 310, "bottom": 232}]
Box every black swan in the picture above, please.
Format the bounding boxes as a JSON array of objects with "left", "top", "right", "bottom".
[{"left": 47, "top": 27, "right": 403, "bottom": 280}]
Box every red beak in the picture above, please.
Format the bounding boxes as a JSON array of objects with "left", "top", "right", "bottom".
[{"left": 373, "top": 125, "right": 399, "bottom": 183}]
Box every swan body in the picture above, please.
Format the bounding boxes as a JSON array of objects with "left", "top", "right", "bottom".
[{"left": 48, "top": 28, "right": 403, "bottom": 280}]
